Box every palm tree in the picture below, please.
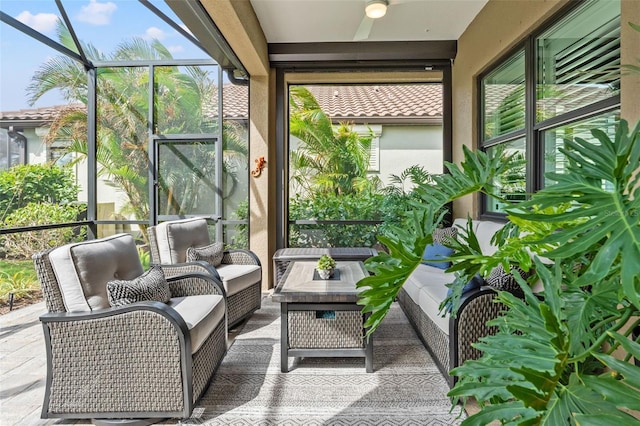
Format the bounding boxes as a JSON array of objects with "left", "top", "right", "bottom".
[
  {"left": 289, "top": 86, "right": 381, "bottom": 195},
  {"left": 29, "top": 23, "right": 246, "bottom": 239}
]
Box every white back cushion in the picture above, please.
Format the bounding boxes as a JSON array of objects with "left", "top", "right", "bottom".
[
  {"left": 475, "top": 221, "right": 505, "bottom": 256},
  {"left": 155, "top": 218, "right": 211, "bottom": 264},
  {"left": 452, "top": 218, "right": 506, "bottom": 255},
  {"left": 49, "top": 234, "right": 144, "bottom": 312}
]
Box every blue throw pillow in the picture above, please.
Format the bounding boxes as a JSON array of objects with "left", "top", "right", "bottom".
[
  {"left": 422, "top": 243, "right": 454, "bottom": 270},
  {"left": 444, "top": 274, "right": 485, "bottom": 312}
]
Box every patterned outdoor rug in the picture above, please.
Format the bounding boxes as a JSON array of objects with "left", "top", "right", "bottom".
[{"left": 183, "top": 297, "right": 465, "bottom": 425}]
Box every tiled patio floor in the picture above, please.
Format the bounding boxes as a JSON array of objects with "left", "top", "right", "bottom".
[
  {"left": 0, "top": 302, "right": 247, "bottom": 426},
  {"left": 0, "top": 302, "right": 89, "bottom": 425},
  {"left": 1, "top": 301, "right": 479, "bottom": 425}
]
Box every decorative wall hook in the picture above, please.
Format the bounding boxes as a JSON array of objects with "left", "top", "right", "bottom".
[{"left": 251, "top": 156, "right": 266, "bottom": 177}]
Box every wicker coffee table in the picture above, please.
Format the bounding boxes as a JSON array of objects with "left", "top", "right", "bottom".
[{"left": 272, "top": 260, "right": 373, "bottom": 373}]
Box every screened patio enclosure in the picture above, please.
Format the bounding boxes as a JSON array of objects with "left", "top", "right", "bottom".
[{"left": 0, "top": 0, "right": 250, "bottom": 250}]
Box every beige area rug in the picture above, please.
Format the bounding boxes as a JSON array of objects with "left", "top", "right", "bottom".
[{"left": 183, "top": 297, "right": 465, "bottom": 425}]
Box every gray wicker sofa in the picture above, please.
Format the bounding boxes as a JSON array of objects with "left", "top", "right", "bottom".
[
  {"left": 34, "top": 233, "right": 228, "bottom": 423},
  {"left": 397, "top": 218, "right": 506, "bottom": 388}
]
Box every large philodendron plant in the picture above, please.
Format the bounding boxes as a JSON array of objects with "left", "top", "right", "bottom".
[{"left": 357, "top": 119, "right": 640, "bottom": 424}]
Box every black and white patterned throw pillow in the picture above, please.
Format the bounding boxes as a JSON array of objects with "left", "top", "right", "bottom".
[
  {"left": 186, "top": 242, "right": 224, "bottom": 267},
  {"left": 433, "top": 227, "right": 458, "bottom": 245},
  {"left": 107, "top": 265, "right": 170, "bottom": 307},
  {"left": 486, "top": 263, "right": 533, "bottom": 296}
]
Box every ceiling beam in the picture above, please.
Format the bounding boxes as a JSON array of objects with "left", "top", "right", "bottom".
[{"left": 268, "top": 41, "right": 457, "bottom": 66}]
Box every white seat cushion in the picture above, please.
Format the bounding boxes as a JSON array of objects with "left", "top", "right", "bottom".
[
  {"left": 406, "top": 264, "right": 452, "bottom": 335},
  {"left": 404, "top": 264, "right": 449, "bottom": 303},
  {"left": 215, "top": 264, "right": 261, "bottom": 296},
  {"left": 418, "top": 280, "right": 451, "bottom": 335},
  {"left": 168, "top": 294, "right": 225, "bottom": 353}
]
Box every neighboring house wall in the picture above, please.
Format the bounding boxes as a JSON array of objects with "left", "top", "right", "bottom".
[
  {"left": 289, "top": 122, "right": 443, "bottom": 193},
  {"left": 375, "top": 124, "right": 443, "bottom": 185}
]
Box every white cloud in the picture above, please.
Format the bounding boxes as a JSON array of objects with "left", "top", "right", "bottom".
[
  {"left": 77, "top": 0, "right": 117, "bottom": 26},
  {"left": 16, "top": 11, "right": 58, "bottom": 33},
  {"left": 167, "top": 45, "right": 185, "bottom": 54},
  {"left": 144, "top": 27, "right": 166, "bottom": 41}
]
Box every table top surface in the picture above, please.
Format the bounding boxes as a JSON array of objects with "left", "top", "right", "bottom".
[
  {"left": 272, "top": 260, "right": 368, "bottom": 303},
  {"left": 272, "top": 247, "right": 377, "bottom": 260}
]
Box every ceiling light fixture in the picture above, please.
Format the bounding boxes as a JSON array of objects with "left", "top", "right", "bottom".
[{"left": 365, "top": 0, "right": 388, "bottom": 19}]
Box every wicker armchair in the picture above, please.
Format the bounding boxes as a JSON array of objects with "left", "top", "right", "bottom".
[
  {"left": 148, "top": 217, "right": 262, "bottom": 328},
  {"left": 34, "top": 234, "right": 228, "bottom": 423}
]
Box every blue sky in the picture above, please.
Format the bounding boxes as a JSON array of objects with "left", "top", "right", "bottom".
[{"left": 0, "top": 0, "right": 210, "bottom": 111}]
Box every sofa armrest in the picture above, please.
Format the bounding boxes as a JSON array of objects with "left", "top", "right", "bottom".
[
  {"left": 449, "top": 287, "right": 504, "bottom": 374},
  {"left": 40, "top": 302, "right": 194, "bottom": 418},
  {"left": 222, "top": 249, "right": 261, "bottom": 266}
]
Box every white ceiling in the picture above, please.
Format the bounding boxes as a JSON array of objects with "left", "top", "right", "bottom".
[{"left": 249, "top": 0, "right": 489, "bottom": 43}]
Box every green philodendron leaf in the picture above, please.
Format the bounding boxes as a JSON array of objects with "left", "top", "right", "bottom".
[
  {"left": 460, "top": 400, "right": 540, "bottom": 426},
  {"left": 574, "top": 413, "right": 640, "bottom": 426},
  {"left": 581, "top": 375, "right": 640, "bottom": 411},
  {"left": 563, "top": 275, "right": 623, "bottom": 355},
  {"left": 507, "top": 384, "right": 548, "bottom": 411},
  {"left": 509, "top": 120, "right": 640, "bottom": 310},
  {"left": 591, "top": 334, "right": 640, "bottom": 391},
  {"left": 357, "top": 147, "right": 517, "bottom": 337},
  {"left": 450, "top": 262, "right": 578, "bottom": 421},
  {"left": 540, "top": 381, "right": 608, "bottom": 425}
]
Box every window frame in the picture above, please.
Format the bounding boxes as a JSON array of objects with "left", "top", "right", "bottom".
[{"left": 477, "top": 0, "right": 621, "bottom": 219}]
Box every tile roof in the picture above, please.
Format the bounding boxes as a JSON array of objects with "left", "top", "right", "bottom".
[
  {"left": 1, "top": 84, "right": 443, "bottom": 126},
  {"left": 0, "top": 104, "right": 84, "bottom": 125},
  {"left": 306, "top": 84, "right": 443, "bottom": 121}
]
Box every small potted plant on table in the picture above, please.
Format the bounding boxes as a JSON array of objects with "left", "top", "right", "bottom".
[{"left": 316, "top": 254, "right": 336, "bottom": 279}]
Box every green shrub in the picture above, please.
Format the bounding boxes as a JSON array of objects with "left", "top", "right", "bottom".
[
  {"left": 288, "top": 165, "right": 435, "bottom": 248},
  {"left": 0, "top": 163, "right": 79, "bottom": 219},
  {"left": 228, "top": 200, "right": 249, "bottom": 249},
  {"left": 0, "top": 270, "right": 40, "bottom": 304},
  {"left": 289, "top": 192, "right": 384, "bottom": 247},
  {"left": 1, "top": 202, "right": 86, "bottom": 259}
]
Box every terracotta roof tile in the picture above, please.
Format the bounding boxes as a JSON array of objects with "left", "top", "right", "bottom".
[
  {"left": 0, "top": 103, "right": 84, "bottom": 123},
  {"left": 1, "top": 84, "right": 442, "bottom": 124},
  {"left": 306, "top": 85, "right": 442, "bottom": 120}
]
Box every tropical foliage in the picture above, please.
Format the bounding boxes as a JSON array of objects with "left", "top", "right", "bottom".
[
  {"left": 0, "top": 163, "right": 79, "bottom": 219},
  {"left": 0, "top": 163, "right": 85, "bottom": 258},
  {"left": 356, "top": 145, "right": 519, "bottom": 333},
  {"left": 28, "top": 23, "right": 246, "bottom": 240},
  {"left": 288, "top": 87, "right": 434, "bottom": 247},
  {"left": 1, "top": 202, "right": 86, "bottom": 259},
  {"left": 289, "top": 86, "right": 382, "bottom": 196},
  {"left": 0, "top": 269, "right": 40, "bottom": 304},
  {"left": 357, "top": 119, "right": 640, "bottom": 424}
]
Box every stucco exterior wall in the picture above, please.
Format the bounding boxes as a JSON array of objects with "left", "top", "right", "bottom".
[{"left": 621, "top": 0, "right": 640, "bottom": 123}]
